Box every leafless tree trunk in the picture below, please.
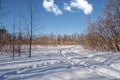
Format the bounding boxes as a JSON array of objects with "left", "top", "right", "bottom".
[
  {"left": 18, "top": 12, "right": 22, "bottom": 57},
  {"left": 25, "top": 0, "right": 42, "bottom": 58},
  {"left": 12, "top": 15, "right": 15, "bottom": 60}
]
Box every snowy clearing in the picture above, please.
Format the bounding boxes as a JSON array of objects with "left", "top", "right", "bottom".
[{"left": 0, "top": 45, "right": 120, "bottom": 80}]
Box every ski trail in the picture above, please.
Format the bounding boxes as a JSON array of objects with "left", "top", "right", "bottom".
[
  {"left": 0, "top": 45, "right": 120, "bottom": 80},
  {"left": 94, "top": 66, "right": 120, "bottom": 79}
]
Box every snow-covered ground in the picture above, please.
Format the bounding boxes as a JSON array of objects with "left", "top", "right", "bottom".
[{"left": 0, "top": 45, "right": 120, "bottom": 80}]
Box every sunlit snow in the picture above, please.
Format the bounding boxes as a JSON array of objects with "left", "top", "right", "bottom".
[{"left": 0, "top": 45, "right": 120, "bottom": 80}]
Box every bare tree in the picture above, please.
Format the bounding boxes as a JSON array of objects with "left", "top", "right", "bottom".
[
  {"left": 104, "top": 0, "right": 120, "bottom": 51},
  {"left": 18, "top": 12, "right": 22, "bottom": 57},
  {"left": 12, "top": 14, "right": 16, "bottom": 60},
  {"left": 25, "top": 0, "right": 42, "bottom": 58},
  {"left": 80, "top": 0, "right": 120, "bottom": 52},
  {"left": 0, "top": 0, "right": 8, "bottom": 54}
]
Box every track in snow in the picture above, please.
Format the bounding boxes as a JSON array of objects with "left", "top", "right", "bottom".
[{"left": 0, "top": 45, "right": 120, "bottom": 80}]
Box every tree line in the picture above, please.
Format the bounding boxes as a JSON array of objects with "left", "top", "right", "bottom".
[
  {"left": 0, "top": 31, "right": 82, "bottom": 45},
  {"left": 79, "top": 0, "right": 120, "bottom": 52}
]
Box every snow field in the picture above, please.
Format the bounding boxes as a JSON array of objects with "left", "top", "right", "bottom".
[{"left": 0, "top": 45, "right": 120, "bottom": 80}]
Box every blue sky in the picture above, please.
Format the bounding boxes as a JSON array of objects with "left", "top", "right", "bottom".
[{"left": 1, "top": 0, "right": 106, "bottom": 34}]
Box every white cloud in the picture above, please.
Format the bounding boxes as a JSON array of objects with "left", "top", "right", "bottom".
[
  {"left": 43, "top": 0, "right": 62, "bottom": 15},
  {"left": 64, "top": 3, "right": 72, "bottom": 12},
  {"left": 64, "top": 0, "right": 93, "bottom": 15}
]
